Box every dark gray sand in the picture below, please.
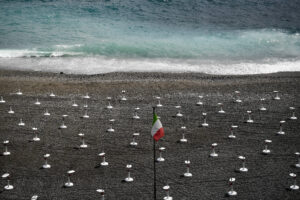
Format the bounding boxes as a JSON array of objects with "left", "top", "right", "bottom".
[{"left": 0, "top": 70, "right": 299, "bottom": 200}]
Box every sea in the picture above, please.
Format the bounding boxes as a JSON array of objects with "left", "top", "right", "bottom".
[{"left": 0, "top": 0, "right": 300, "bottom": 75}]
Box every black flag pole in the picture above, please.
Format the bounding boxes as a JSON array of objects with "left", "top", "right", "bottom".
[{"left": 152, "top": 106, "right": 157, "bottom": 200}]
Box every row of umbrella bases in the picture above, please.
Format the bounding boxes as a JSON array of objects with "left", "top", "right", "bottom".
[
  {"left": 0, "top": 89, "right": 299, "bottom": 199},
  {"left": 5, "top": 110, "right": 297, "bottom": 147}
]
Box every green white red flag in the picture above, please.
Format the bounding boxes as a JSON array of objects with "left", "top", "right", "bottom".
[{"left": 151, "top": 112, "right": 164, "bottom": 141}]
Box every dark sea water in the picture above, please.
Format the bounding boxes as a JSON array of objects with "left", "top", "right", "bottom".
[{"left": 0, "top": 0, "right": 300, "bottom": 74}]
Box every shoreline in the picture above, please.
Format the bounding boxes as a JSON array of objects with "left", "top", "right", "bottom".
[
  {"left": 1, "top": 69, "right": 299, "bottom": 95},
  {"left": 1, "top": 68, "right": 300, "bottom": 77}
]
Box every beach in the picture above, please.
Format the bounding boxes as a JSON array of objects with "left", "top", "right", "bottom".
[
  {"left": 1, "top": 0, "right": 300, "bottom": 199},
  {"left": 0, "top": 69, "right": 299, "bottom": 199}
]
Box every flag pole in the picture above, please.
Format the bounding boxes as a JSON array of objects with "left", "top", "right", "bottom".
[{"left": 152, "top": 107, "right": 157, "bottom": 200}]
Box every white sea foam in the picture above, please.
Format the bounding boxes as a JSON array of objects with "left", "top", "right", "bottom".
[
  {"left": 0, "top": 56, "right": 299, "bottom": 75},
  {"left": 0, "top": 50, "right": 42, "bottom": 58},
  {"left": 54, "top": 44, "right": 83, "bottom": 49}
]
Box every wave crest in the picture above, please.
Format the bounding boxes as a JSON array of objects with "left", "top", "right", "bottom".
[{"left": 0, "top": 49, "right": 82, "bottom": 58}]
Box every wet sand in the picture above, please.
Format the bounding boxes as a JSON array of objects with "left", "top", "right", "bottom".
[{"left": 0, "top": 69, "right": 299, "bottom": 200}]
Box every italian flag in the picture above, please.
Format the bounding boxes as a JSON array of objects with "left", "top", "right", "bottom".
[{"left": 151, "top": 112, "right": 164, "bottom": 141}]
